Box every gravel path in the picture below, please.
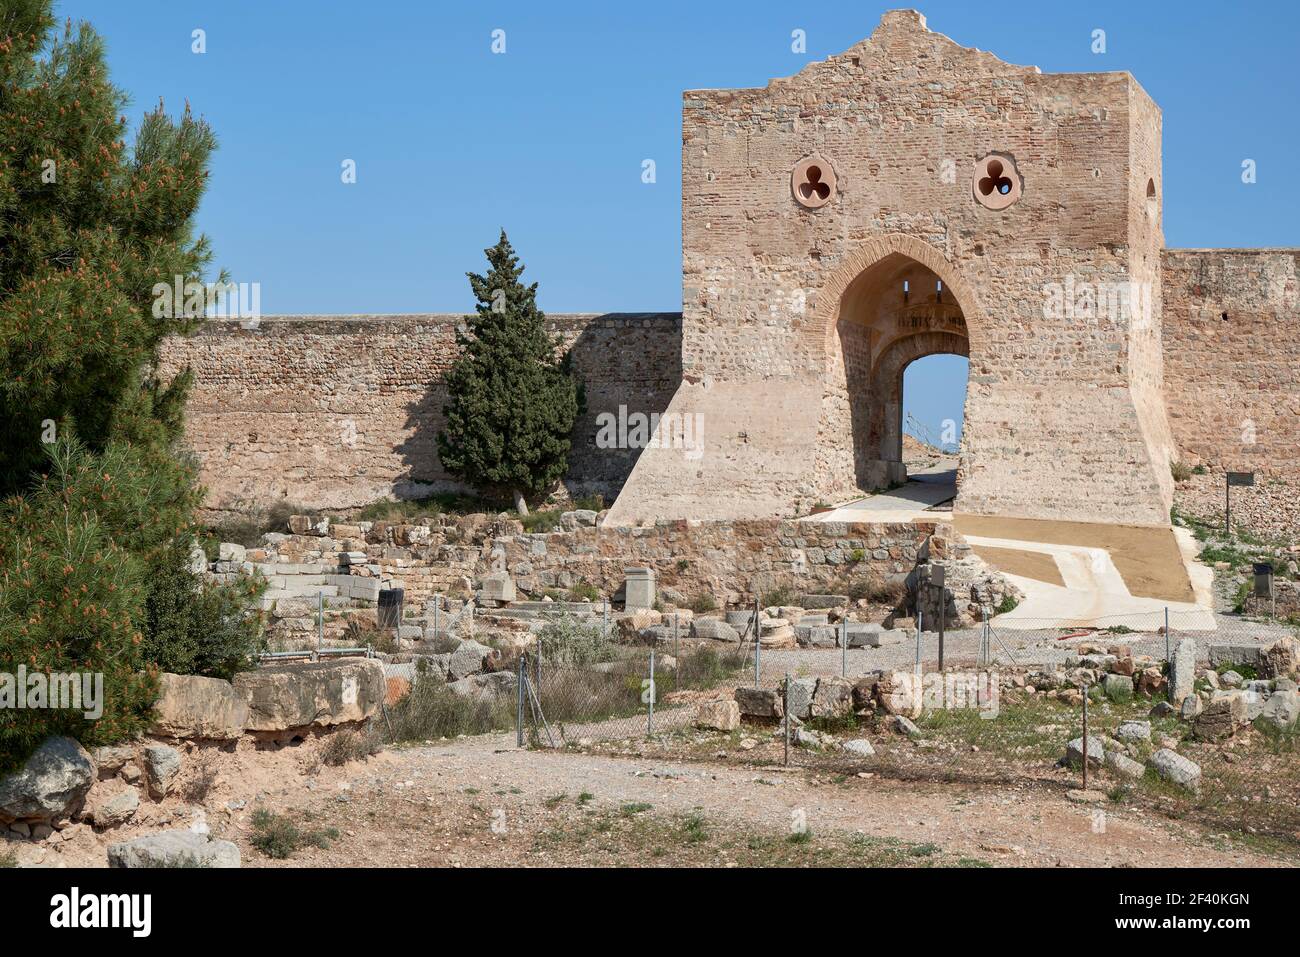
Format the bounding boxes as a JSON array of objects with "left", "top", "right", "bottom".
[{"left": 236, "top": 737, "right": 1291, "bottom": 868}]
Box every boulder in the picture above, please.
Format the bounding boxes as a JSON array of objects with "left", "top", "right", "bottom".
[
  {"left": 695, "top": 700, "right": 741, "bottom": 732},
  {"left": 1102, "top": 674, "right": 1134, "bottom": 701},
  {"left": 1257, "top": 689, "right": 1299, "bottom": 731},
  {"left": 783, "top": 676, "right": 817, "bottom": 720},
  {"left": 1064, "top": 736, "right": 1105, "bottom": 769},
  {"left": 1208, "top": 643, "right": 1262, "bottom": 669},
  {"left": 1136, "top": 668, "right": 1167, "bottom": 697},
  {"left": 447, "top": 671, "right": 517, "bottom": 702},
  {"left": 876, "top": 670, "right": 922, "bottom": 718},
  {"left": 810, "top": 676, "right": 854, "bottom": 718},
  {"left": 1104, "top": 751, "right": 1146, "bottom": 780},
  {"left": 88, "top": 786, "right": 139, "bottom": 829},
  {"left": 1194, "top": 695, "right": 1247, "bottom": 742},
  {"left": 617, "top": 609, "right": 663, "bottom": 641},
  {"left": 1115, "top": 720, "right": 1151, "bottom": 743},
  {"left": 476, "top": 572, "right": 517, "bottom": 606},
  {"left": 143, "top": 744, "right": 182, "bottom": 799},
  {"left": 108, "top": 830, "right": 240, "bottom": 868},
  {"left": 889, "top": 715, "right": 921, "bottom": 737},
  {"left": 734, "top": 687, "right": 783, "bottom": 719},
  {"left": 851, "top": 675, "right": 879, "bottom": 711},
  {"left": 1261, "top": 636, "right": 1298, "bottom": 680},
  {"left": 691, "top": 618, "right": 739, "bottom": 643},
  {"left": 233, "top": 657, "right": 385, "bottom": 732},
  {"left": 151, "top": 672, "right": 248, "bottom": 740},
  {"left": 1147, "top": 748, "right": 1201, "bottom": 792},
  {"left": 1220, "top": 670, "right": 1243, "bottom": 689},
  {"left": 1179, "top": 694, "right": 1203, "bottom": 720},
  {"left": 1170, "top": 638, "right": 1196, "bottom": 703},
  {"left": 91, "top": 745, "right": 137, "bottom": 778},
  {"left": 0, "top": 736, "right": 95, "bottom": 824},
  {"left": 446, "top": 640, "right": 494, "bottom": 681},
  {"left": 842, "top": 739, "right": 876, "bottom": 757},
  {"left": 560, "top": 509, "right": 599, "bottom": 529}
]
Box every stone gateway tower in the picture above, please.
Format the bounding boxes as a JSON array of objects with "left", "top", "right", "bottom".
[{"left": 607, "top": 10, "right": 1178, "bottom": 526}]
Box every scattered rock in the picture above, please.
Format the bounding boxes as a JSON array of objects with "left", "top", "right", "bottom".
[
  {"left": 783, "top": 676, "right": 817, "bottom": 720},
  {"left": 0, "top": 736, "right": 95, "bottom": 824},
  {"left": 1104, "top": 751, "right": 1145, "bottom": 780},
  {"left": 888, "top": 715, "right": 921, "bottom": 738},
  {"left": 1064, "top": 736, "right": 1105, "bottom": 769},
  {"left": 734, "top": 687, "right": 782, "bottom": 719},
  {"left": 690, "top": 618, "right": 739, "bottom": 643},
  {"left": 1170, "top": 638, "right": 1196, "bottom": 703},
  {"left": 810, "top": 676, "right": 854, "bottom": 718},
  {"left": 842, "top": 739, "right": 876, "bottom": 757},
  {"left": 1147, "top": 748, "right": 1201, "bottom": 792},
  {"left": 1261, "top": 636, "right": 1298, "bottom": 680},
  {"left": 108, "top": 830, "right": 241, "bottom": 868},
  {"left": 1115, "top": 720, "right": 1151, "bottom": 743},
  {"left": 447, "top": 671, "right": 517, "bottom": 702},
  {"left": 143, "top": 744, "right": 182, "bottom": 800},
  {"left": 694, "top": 700, "right": 740, "bottom": 732},
  {"left": 89, "top": 787, "right": 140, "bottom": 829}
]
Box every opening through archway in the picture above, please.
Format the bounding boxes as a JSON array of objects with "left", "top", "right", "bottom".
[{"left": 829, "top": 251, "right": 971, "bottom": 499}]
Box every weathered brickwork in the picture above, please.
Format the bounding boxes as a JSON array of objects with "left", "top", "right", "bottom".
[
  {"left": 158, "top": 313, "right": 681, "bottom": 511},
  {"left": 608, "top": 9, "right": 1178, "bottom": 526},
  {"left": 1162, "top": 249, "right": 1300, "bottom": 476},
  {"left": 163, "top": 10, "right": 1298, "bottom": 533}
]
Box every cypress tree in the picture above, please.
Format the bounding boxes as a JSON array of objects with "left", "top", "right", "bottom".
[{"left": 437, "top": 231, "right": 585, "bottom": 513}]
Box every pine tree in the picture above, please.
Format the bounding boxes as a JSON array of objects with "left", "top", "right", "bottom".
[
  {"left": 0, "top": 2, "right": 263, "bottom": 767},
  {"left": 437, "top": 231, "right": 585, "bottom": 513}
]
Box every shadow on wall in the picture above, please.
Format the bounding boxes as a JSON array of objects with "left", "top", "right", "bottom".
[{"left": 395, "top": 313, "right": 684, "bottom": 506}]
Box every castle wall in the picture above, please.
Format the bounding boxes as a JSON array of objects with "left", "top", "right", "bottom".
[
  {"left": 1161, "top": 249, "right": 1300, "bottom": 476},
  {"left": 611, "top": 10, "right": 1175, "bottom": 526},
  {"left": 158, "top": 313, "right": 681, "bottom": 512}
]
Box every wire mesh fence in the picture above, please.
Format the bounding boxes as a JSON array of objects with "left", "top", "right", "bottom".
[{"left": 514, "top": 606, "right": 1300, "bottom": 844}]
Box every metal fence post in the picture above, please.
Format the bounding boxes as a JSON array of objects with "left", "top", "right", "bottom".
[
  {"left": 1164, "top": 606, "right": 1170, "bottom": 663},
  {"left": 316, "top": 591, "right": 323, "bottom": 661},
  {"left": 534, "top": 637, "right": 541, "bottom": 691},
  {"left": 647, "top": 648, "right": 655, "bottom": 737},
  {"left": 914, "top": 607, "right": 923, "bottom": 675},
  {"left": 673, "top": 613, "right": 680, "bottom": 692},
  {"left": 1081, "top": 686, "right": 1090, "bottom": 792},
  {"left": 841, "top": 618, "right": 848, "bottom": 677},
  {"left": 516, "top": 654, "right": 526, "bottom": 748},
  {"left": 783, "top": 671, "right": 791, "bottom": 767},
  {"left": 753, "top": 597, "right": 761, "bottom": 685}
]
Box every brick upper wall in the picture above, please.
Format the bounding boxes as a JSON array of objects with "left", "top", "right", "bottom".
[
  {"left": 1161, "top": 249, "right": 1300, "bottom": 476},
  {"left": 158, "top": 313, "right": 682, "bottom": 512}
]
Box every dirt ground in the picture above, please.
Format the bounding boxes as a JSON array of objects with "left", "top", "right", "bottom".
[
  {"left": 954, "top": 514, "right": 1195, "bottom": 603},
  {"left": 970, "top": 544, "right": 1066, "bottom": 587},
  {"left": 223, "top": 734, "right": 1290, "bottom": 868}
]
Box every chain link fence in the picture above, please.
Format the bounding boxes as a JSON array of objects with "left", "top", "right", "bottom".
[{"left": 514, "top": 607, "right": 1300, "bottom": 844}]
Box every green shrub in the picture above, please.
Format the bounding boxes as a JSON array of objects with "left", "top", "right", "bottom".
[
  {"left": 384, "top": 669, "right": 515, "bottom": 741},
  {"left": 536, "top": 614, "right": 615, "bottom": 667},
  {"left": 687, "top": 593, "right": 718, "bottom": 614},
  {"left": 567, "top": 581, "right": 601, "bottom": 603},
  {"left": 250, "top": 809, "right": 338, "bottom": 859},
  {"left": 995, "top": 595, "right": 1019, "bottom": 615},
  {"left": 521, "top": 509, "right": 563, "bottom": 533},
  {"left": 762, "top": 585, "right": 798, "bottom": 607},
  {"left": 1171, "top": 461, "right": 1192, "bottom": 483},
  {"left": 142, "top": 544, "right": 267, "bottom": 680},
  {"left": 320, "top": 726, "right": 382, "bottom": 766}
]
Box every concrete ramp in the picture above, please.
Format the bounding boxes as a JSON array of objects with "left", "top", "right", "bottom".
[{"left": 604, "top": 379, "right": 823, "bottom": 525}]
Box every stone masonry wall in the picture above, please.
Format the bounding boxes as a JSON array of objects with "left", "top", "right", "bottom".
[
  {"left": 1162, "top": 249, "right": 1300, "bottom": 478},
  {"left": 611, "top": 9, "right": 1177, "bottom": 526},
  {"left": 157, "top": 313, "right": 681, "bottom": 512}
]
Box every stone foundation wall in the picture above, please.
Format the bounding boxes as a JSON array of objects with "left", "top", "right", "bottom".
[{"left": 157, "top": 313, "right": 682, "bottom": 513}]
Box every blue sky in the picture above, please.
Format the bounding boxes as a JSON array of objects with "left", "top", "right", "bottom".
[{"left": 56, "top": 1, "right": 1298, "bottom": 440}]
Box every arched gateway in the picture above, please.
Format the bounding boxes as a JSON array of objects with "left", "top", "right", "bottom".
[{"left": 605, "top": 10, "right": 1176, "bottom": 527}]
